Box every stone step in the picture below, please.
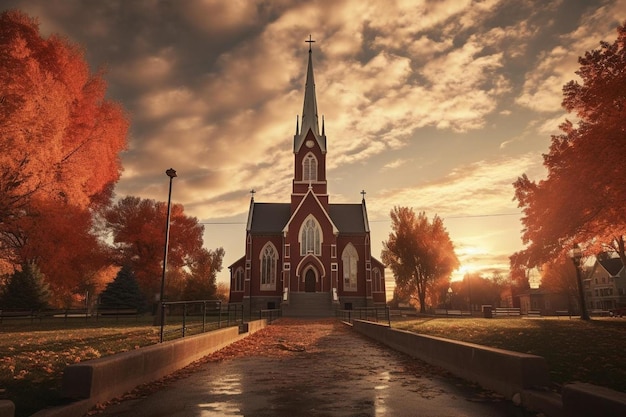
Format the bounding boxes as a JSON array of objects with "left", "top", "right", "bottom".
[{"left": 282, "top": 292, "right": 335, "bottom": 317}]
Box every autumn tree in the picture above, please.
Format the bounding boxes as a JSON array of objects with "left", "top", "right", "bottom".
[
  {"left": 513, "top": 23, "right": 626, "bottom": 269},
  {"left": 6, "top": 199, "right": 111, "bottom": 306},
  {"left": 539, "top": 255, "right": 579, "bottom": 300},
  {"left": 0, "top": 10, "right": 128, "bottom": 219},
  {"left": 0, "top": 10, "right": 128, "bottom": 301},
  {"left": 382, "top": 207, "right": 459, "bottom": 313},
  {"left": 451, "top": 272, "right": 505, "bottom": 311},
  {"left": 182, "top": 247, "right": 225, "bottom": 300},
  {"left": 102, "top": 196, "right": 208, "bottom": 300}
]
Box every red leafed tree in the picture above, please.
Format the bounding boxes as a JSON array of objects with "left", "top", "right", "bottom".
[
  {"left": 182, "top": 247, "right": 225, "bottom": 300},
  {"left": 0, "top": 10, "right": 128, "bottom": 303},
  {"left": 513, "top": 23, "right": 626, "bottom": 269},
  {"left": 8, "top": 199, "right": 111, "bottom": 307},
  {"left": 103, "top": 196, "right": 208, "bottom": 299},
  {"left": 381, "top": 207, "right": 459, "bottom": 313},
  {"left": 0, "top": 10, "right": 128, "bottom": 218}
]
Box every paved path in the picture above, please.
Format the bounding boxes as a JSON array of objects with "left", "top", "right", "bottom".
[{"left": 90, "top": 319, "right": 538, "bottom": 417}]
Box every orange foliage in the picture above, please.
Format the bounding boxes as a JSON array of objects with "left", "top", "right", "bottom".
[
  {"left": 0, "top": 10, "right": 128, "bottom": 217},
  {"left": 382, "top": 207, "right": 459, "bottom": 313},
  {"left": 0, "top": 10, "right": 128, "bottom": 303},
  {"left": 103, "top": 197, "right": 206, "bottom": 298},
  {"left": 514, "top": 23, "right": 626, "bottom": 268},
  {"left": 9, "top": 199, "right": 111, "bottom": 307}
]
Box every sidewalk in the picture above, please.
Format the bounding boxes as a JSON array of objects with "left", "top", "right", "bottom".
[{"left": 88, "top": 319, "right": 538, "bottom": 417}]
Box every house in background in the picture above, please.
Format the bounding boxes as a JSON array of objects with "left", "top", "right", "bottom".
[
  {"left": 518, "top": 288, "right": 575, "bottom": 316},
  {"left": 585, "top": 257, "right": 626, "bottom": 312},
  {"left": 228, "top": 42, "right": 386, "bottom": 317}
]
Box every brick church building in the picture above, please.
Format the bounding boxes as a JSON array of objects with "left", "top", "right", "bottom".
[{"left": 228, "top": 41, "right": 386, "bottom": 316}]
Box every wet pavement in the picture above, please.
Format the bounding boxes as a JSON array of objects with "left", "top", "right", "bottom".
[{"left": 90, "top": 319, "right": 538, "bottom": 417}]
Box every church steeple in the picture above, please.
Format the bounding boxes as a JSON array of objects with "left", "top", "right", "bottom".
[{"left": 294, "top": 35, "right": 326, "bottom": 153}]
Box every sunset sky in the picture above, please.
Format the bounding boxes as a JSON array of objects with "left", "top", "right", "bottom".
[{"left": 3, "top": 0, "right": 625, "bottom": 290}]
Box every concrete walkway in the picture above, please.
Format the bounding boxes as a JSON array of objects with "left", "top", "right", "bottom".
[{"left": 90, "top": 319, "right": 538, "bottom": 417}]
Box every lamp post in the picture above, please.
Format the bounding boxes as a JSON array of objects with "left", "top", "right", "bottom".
[
  {"left": 570, "top": 244, "right": 590, "bottom": 321},
  {"left": 159, "top": 168, "right": 177, "bottom": 342},
  {"left": 447, "top": 286, "right": 453, "bottom": 310}
]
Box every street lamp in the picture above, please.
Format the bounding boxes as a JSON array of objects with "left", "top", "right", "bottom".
[
  {"left": 159, "top": 168, "right": 177, "bottom": 342},
  {"left": 570, "top": 244, "right": 590, "bottom": 321},
  {"left": 447, "top": 286, "right": 453, "bottom": 310}
]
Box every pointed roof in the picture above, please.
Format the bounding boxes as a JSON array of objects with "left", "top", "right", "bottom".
[
  {"left": 294, "top": 37, "right": 326, "bottom": 153},
  {"left": 598, "top": 258, "right": 625, "bottom": 276}
]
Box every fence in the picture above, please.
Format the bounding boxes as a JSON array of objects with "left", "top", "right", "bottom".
[
  {"left": 259, "top": 308, "right": 282, "bottom": 323},
  {"left": 158, "top": 300, "right": 244, "bottom": 342},
  {"left": 337, "top": 306, "right": 390, "bottom": 327}
]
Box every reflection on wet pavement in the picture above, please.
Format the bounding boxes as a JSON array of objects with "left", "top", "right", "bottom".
[{"left": 92, "top": 320, "right": 538, "bottom": 417}]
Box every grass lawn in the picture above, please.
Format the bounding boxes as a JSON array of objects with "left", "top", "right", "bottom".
[
  {"left": 393, "top": 316, "right": 626, "bottom": 393},
  {"left": 0, "top": 317, "right": 160, "bottom": 417}
]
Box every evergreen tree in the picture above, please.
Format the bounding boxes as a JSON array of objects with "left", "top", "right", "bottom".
[
  {"left": 0, "top": 262, "right": 50, "bottom": 310},
  {"left": 99, "top": 265, "right": 145, "bottom": 311}
]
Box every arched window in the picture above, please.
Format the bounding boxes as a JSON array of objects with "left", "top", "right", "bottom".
[
  {"left": 300, "top": 216, "right": 322, "bottom": 256},
  {"left": 302, "top": 153, "right": 318, "bottom": 182},
  {"left": 372, "top": 268, "right": 381, "bottom": 292},
  {"left": 234, "top": 267, "right": 244, "bottom": 292},
  {"left": 260, "top": 243, "right": 277, "bottom": 290},
  {"left": 342, "top": 243, "right": 358, "bottom": 291}
]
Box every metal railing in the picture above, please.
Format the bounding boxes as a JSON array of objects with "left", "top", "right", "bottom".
[
  {"left": 337, "top": 306, "right": 391, "bottom": 327},
  {"left": 259, "top": 308, "right": 282, "bottom": 323},
  {"left": 158, "top": 300, "right": 244, "bottom": 342}
]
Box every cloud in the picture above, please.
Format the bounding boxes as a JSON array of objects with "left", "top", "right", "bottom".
[
  {"left": 516, "top": 1, "right": 625, "bottom": 112},
  {"left": 369, "top": 153, "right": 541, "bottom": 219}
]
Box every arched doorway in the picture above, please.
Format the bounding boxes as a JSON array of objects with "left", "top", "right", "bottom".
[{"left": 305, "top": 268, "right": 316, "bottom": 292}]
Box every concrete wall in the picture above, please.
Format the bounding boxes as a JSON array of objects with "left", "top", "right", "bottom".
[
  {"left": 31, "top": 320, "right": 267, "bottom": 417},
  {"left": 351, "top": 320, "right": 550, "bottom": 399},
  {"left": 562, "top": 382, "right": 626, "bottom": 417},
  {"left": 0, "top": 401, "right": 14, "bottom": 417},
  {"left": 351, "top": 320, "right": 626, "bottom": 417}
]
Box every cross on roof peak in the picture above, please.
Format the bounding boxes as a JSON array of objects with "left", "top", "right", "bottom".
[{"left": 305, "top": 34, "right": 315, "bottom": 52}]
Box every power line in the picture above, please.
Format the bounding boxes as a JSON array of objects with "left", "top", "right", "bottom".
[{"left": 199, "top": 212, "right": 520, "bottom": 225}]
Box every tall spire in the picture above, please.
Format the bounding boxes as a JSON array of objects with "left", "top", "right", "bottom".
[
  {"left": 294, "top": 35, "right": 326, "bottom": 153},
  {"left": 301, "top": 35, "right": 319, "bottom": 137}
]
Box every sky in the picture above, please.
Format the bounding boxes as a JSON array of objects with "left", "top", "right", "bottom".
[{"left": 2, "top": 0, "right": 625, "bottom": 292}]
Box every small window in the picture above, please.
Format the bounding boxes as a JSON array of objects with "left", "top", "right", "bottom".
[
  {"left": 284, "top": 263, "right": 291, "bottom": 270},
  {"left": 233, "top": 268, "right": 244, "bottom": 292},
  {"left": 331, "top": 263, "right": 338, "bottom": 271},
  {"left": 303, "top": 153, "right": 318, "bottom": 182},
  {"left": 331, "top": 244, "right": 337, "bottom": 258},
  {"left": 342, "top": 244, "right": 358, "bottom": 291},
  {"left": 285, "top": 243, "right": 290, "bottom": 258},
  {"left": 260, "top": 243, "right": 278, "bottom": 290}
]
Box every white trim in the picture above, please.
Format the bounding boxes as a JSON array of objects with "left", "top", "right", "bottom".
[{"left": 282, "top": 188, "right": 339, "bottom": 235}]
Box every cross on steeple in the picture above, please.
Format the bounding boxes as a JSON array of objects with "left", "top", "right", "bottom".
[
  {"left": 250, "top": 189, "right": 256, "bottom": 200},
  {"left": 361, "top": 190, "right": 366, "bottom": 200},
  {"left": 305, "top": 34, "right": 315, "bottom": 52}
]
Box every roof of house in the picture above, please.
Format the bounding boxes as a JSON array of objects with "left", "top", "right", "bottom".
[
  {"left": 248, "top": 203, "right": 292, "bottom": 233},
  {"left": 598, "top": 258, "right": 624, "bottom": 276},
  {"left": 248, "top": 202, "right": 367, "bottom": 234}
]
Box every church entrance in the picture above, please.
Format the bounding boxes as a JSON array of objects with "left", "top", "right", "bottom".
[{"left": 305, "top": 269, "right": 316, "bottom": 292}]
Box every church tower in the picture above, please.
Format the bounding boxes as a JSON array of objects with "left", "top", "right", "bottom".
[{"left": 291, "top": 38, "right": 328, "bottom": 211}]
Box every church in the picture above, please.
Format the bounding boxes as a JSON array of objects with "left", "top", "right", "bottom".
[{"left": 228, "top": 40, "right": 386, "bottom": 317}]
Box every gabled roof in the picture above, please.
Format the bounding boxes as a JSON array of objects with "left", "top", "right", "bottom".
[
  {"left": 598, "top": 258, "right": 624, "bottom": 276},
  {"left": 247, "top": 203, "right": 291, "bottom": 234},
  {"left": 246, "top": 201, "right": 369, "bottom": 235},
  {"left": 328, "top": 204, "right": 367, "bottom": 234},
  {"left": 283, "top": 188, "right": 339, "bottom": 235}
]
